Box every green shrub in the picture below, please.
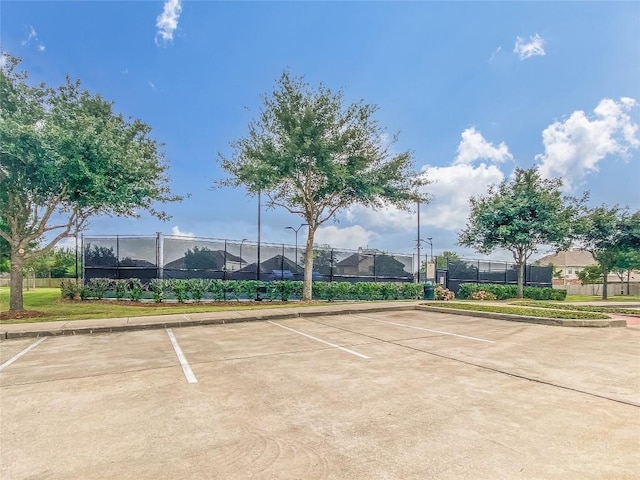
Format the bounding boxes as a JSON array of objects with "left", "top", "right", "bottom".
[
  {"left": 458, "top": 283, "right": 564, "bottom": 301},
  {"left": 435, "top": 284, "right": 455, "bottom": 301},
  {"left": 470, "top": 290, "right": 497, "bottom": 301},
  {"left": 114, "top": 279, "right": 128, "bottom": 300},
  {"left": 127, "top": 278, "right": 144, "bottom": 301},
  {"left": 60, "top": 279, "right": 81, "bottom": 299},
  {"left": 187, "top": 279, "right": 209, "bottom": 302},
  {"left": 86, "top": 278, "right": 111, "bottom": 300},
  {"left": 149, "top": 279, "right": 166, "bottom": 303},
  {"left": 207, "top": 279, "right": 225, "bottom": 301},
  {"left": 169, "top": 279, "right": 190, "bottom": 302}
]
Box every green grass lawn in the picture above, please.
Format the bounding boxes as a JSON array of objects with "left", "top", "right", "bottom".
[
  {"left": 420, "top": 301, "right": 609, "bottom": 319},
  {"left": 0, "top": 288, "right": 320, "bottom": 324},
  {"left": 565, "top": 294, "right": 640, "bottom": 302}
]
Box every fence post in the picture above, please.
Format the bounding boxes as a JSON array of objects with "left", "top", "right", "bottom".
[
  {"left": 330, "top": 249, "right": 334, "bottom": 282},
  {"left": 373, "top": 253, "right": 377, "bottom": 282},
  {"left": 116, "top": 235, "right": 120, "bottom": 279},
  {"left": 156, "top": 232, "right": 164, "bottom": 280}
]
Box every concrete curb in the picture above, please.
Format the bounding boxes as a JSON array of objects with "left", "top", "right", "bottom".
[
  {"left": 415, "top": 305, "right": 627, "bottom": 328},
  {"left": 1, "top": 302, "right": 627, "bottom": 339},
  {"left": 0, "top": 303, "right": 418, "bottom": 339}
]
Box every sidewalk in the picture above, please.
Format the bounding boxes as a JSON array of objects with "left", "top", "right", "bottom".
[
  {"left": 2, "top": 300, "right": 631, "bottom": 339},
  {"left": 0, "top": 301, "right": 421, "bottom": 339}
]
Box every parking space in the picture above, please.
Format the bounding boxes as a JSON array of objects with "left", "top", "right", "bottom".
[{"left": 1, "top": 310, "right": 639, "bottom": 479}]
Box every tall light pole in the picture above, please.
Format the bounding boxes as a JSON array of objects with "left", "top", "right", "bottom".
[
  {"left": 257, "top": 191, "right": 261, "bottom": 282},
  {"left": 416, "top": 202, "right": 421, "bottom": 283},
  {"left": 285, "top": 223, "right": 308, "bottom": 273}
]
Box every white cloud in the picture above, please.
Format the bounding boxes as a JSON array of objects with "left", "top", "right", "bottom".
[
  {"left": 171, "top": 226, "right": 194, "bottom": 237},
  {"left": 155, "top": 0, "right": 182, "bottom": 46},
  {"left": 454, "top": 127, "right": 513, "bottom": 165},
  {"left": 21, "top": 25, "right": 45, "bottom": 52},
  {"left": 314, "top": 225, "right": 378, "bottom": 249},
  {"left": 514, "top": 33, "right": 545, "bottom": 60},
  {"left": 148, "top": 80, "right": 157, "bottom": 91},
  {"left": 536, "top": 97, "right": 640, "bottom": 189},
  {"left": 489, "top": 45, "right": 501, "bottom": 62},
  {"left": 343, "top": 162, "right": 504, "bottom": 234}
]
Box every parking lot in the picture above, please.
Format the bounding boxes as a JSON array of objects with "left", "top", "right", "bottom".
[{"left": 1, "top": 309, "right": 639, "bottom": 479}]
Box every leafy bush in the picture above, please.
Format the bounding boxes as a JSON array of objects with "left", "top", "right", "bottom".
[
  {"left": 60, "top": 279, "right": 81, "bottom": 299},
  {"left": 169, "top": 279, "right": 190, "bottom": 302},
  {"left": 470, "top": 290, "right": 498, "bottom": 301},
  {"left": 458, "top": 283, "right": 566, "bottom": 301},
  {"left": 127, "top": 278, "right": 144, "bottom": 301},
  {"left": 114, "top": 279, "right": 128, "bottom": 300},
  {"left": 187, "top": 279, "right": 210, "bottom": 302},
  {"left": 87, "top": 278, "right": 111, "bottom": 300},
  {"left": 207, "top": 279, "right": 225, "bottom": 301},
  {"left": 149, "top": 279, "right": 166, "bottom": 303},
  {"left": 435, "top": 284, "right": 455, "bottom": 301}
]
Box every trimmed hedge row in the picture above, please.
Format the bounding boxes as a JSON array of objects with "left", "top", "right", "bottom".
[
  {"left": 72, "top": 278, "right": 424, "bottom": 303},
  {"left": 457, "top": 283, "right": 567, "bottom": 301}
]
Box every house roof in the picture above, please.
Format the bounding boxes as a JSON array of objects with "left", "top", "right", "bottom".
[{"left": 535, "top": 249, "right": 596, "bottom": 267}]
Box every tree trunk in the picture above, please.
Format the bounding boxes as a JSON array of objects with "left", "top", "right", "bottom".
[
  {"left": 517, "top": 261, "right": 524, "bottom": 299},
  {"left": 302, "top": 227, "right": 315, "bottom": 301},
  {"left": 602, "top": 266, "right": 609, "bottom": 300},
  {"left": 9, "top": 248, "right": 26, "bottom": 311}
]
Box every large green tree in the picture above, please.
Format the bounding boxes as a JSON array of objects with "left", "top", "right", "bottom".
[
  {"left": 458, "top": 167, "right": 582, "bottom": 298},
  {"left": 218, "top": 72, "right": 428, "bottom": 300},
  {"left": 0, "top": 55, "right": 181, "bottom": 311},
  {"left": 576, "top": 206, "right": 638, "bottom": 300}
]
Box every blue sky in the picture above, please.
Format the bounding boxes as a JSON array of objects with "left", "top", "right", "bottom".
[{"left": 2, "top": 1, "right": 639, "bottom": 262}]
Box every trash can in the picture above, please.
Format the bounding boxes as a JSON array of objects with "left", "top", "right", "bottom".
[{"left": 423, "top": 281, "right": 435, "bottom": 300}]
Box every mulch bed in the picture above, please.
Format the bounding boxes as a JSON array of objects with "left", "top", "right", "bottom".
[{"left": 0, "top": 310, "right": 48, "bottom": 321}]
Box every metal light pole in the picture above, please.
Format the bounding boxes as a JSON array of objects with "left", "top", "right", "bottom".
[
  {"left": 285, "top": 223, "right": 308, "bottom": 273},
  {"left": 257, "top": 192, "right": 261, "bottom": 282},
  {"left": 416, "top": 202, "right": 421, "bottom": 283}
]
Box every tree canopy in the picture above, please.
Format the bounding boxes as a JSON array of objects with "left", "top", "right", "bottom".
[
  {"left": 576, "top": 206, "right": 639, "bottom": 299},
  {"left": 0, "top": 55, "right": 181, "bottom": 311},
  {"left": 218, "top": 72, "right": 428, "bottom": 300},
  {"left": 458, "top": 167, "right": 582, "bottom": 298}
]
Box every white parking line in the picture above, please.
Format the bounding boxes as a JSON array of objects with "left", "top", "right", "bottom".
[
  {"left": 268, "top": 321, "right": 370, "bottom": 359},
  {"left": 0, "top": 337, "right": 48, "bottom": 372},
  {"left": 353, "top": 315, "right": 495, "bottom": 343},
  {"left": 166, "top": 329, "right": 198, "bottom": 383}
]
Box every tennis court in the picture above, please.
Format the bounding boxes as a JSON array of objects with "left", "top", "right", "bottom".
[{"left": 1, "top": 310, "right": 639, "bottom": 479}]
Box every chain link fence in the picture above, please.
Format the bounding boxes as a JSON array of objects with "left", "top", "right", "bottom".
[
  {"left": 435, "top": 258, "right": 552, "bottom": 294},
  {"left": 83, "top": 234, "right": 415, "bottom": 284}
]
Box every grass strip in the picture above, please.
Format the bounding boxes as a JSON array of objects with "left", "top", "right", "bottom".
[
  {"left": 420, "top": 302, "right": 609, "bottom": 320},
  {"left": 510, "top": 301, "right": 640, "bottom": 316}
]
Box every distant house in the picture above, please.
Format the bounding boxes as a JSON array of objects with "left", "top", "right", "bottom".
[
  {"left": 164, "top": 249, "right": 244, "bottom": 271},
  {"left": 535, "top": 249, "right": 596, "bottom": 284},
  {"left": 237, "top": 255, "right": 300, "bottom": 276},
  {"left": 334, "top": 248, "right": 411, "bottom": 279}
]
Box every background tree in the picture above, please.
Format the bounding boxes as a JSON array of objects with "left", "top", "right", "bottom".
[
  {"left": 610, "top": 248, "right": 640, "bottom": 295},
  {"left": 0, "top": 55, "right": 181, "bottom": 311},
  {"left": 458, "top": 167, "right": 582, "bottom": 298},
  {"left": 183, "top": 246, "right": 220, "bottom": 270},
  {"left": 576, "top": 206, "right": 637, "bottom": 300},
  {"left": 577, "top": 264, "right": 604, "bottom": 295},
  {"left": 24, "top": 248, "right": 76, "bottom": 278},
  {"left": 435, "top": 250, "right": 461, "bottom": 270},
  {"left": 219, "top": 72, "right": 428, "bottom": 300}
]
